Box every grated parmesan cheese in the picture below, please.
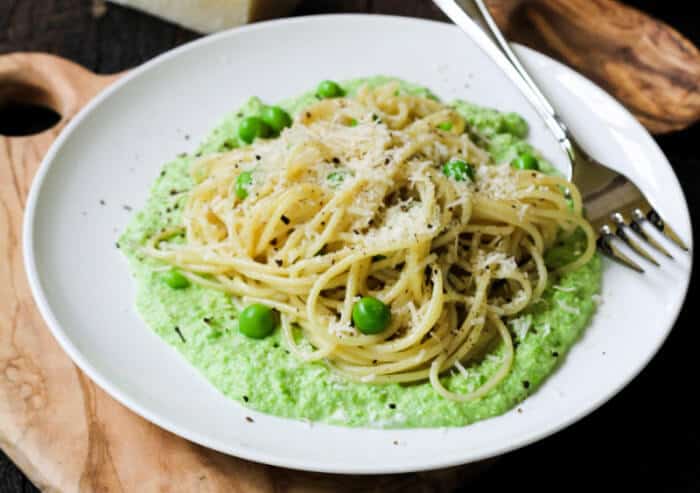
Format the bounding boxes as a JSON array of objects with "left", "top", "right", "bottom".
[
  {"left": 475, "top": 163, "right": 520, "bottom": 200},
  {"left": 476, "top": 251, "right": 517, "bottom": 277},
  {"left": 510, "top": 314, "right": 532, "bottom": 341},
  {"left": 557, "top": 299, "right": 581, "bottom": 315},
  {"left": 362, "top": 201, "right": 432, "bottom": 247},
  {"left": 541, "top": 322, "right": 551, "bottom": 337},
  {"left": 328, "top": 320, "right": 358, "bottom": 337}
]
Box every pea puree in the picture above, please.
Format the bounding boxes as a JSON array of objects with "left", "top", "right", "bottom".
[{"left": 119, "top": 77, "right": 600, "bottom": 428}]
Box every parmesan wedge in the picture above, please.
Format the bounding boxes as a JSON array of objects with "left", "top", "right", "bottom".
[{"left": 108, "top": 0, "right": 301, "bottom": 33}]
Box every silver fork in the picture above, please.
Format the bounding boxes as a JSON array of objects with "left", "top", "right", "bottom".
[{"left": 434, "top": 0, "right": 690, "bottom": 272}]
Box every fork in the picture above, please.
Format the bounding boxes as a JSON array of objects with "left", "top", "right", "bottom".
[{"left": 433, "top": 0, "right": 690, "bottom": 272}]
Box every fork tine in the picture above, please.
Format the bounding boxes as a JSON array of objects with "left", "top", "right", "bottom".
[
  {"left": 631, "top": 211, "right": 673, "bottom": 258},
  {"left": 597, "top": 226, "right": 644, "bottom": 273},
  {"left": 644, "top": 209, "right": 689, "bottom": 252},
  {"left": 614, "top": 224, "right": 660, "bottom": 266}
]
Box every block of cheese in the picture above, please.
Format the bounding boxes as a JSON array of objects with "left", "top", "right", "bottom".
[{"left": 108, "top": 0, "right": 301, "bottom": 33}]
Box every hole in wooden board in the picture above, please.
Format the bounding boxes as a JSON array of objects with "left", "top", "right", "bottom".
[{"left": 0, "top": 82, "right": 62, "bottom": 136}]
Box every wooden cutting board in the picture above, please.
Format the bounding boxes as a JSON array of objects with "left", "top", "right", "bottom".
[
  {"left": 1, "top": 2, "right": 700, "bottom": 490},
  {"left": 0, "top": 52, "right": 480, "bottom": 493}
]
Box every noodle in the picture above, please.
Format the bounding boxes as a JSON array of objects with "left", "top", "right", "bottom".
[{"left": 142, "top": 82, "right": 595, "bottom": 401}]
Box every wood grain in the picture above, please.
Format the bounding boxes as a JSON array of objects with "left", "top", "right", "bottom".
[
  {"left": 0, "top": 52, "right": 481, "bottom": 493},
  {"left": 485, "top": 0, "right": 700, "bottom": 133}
]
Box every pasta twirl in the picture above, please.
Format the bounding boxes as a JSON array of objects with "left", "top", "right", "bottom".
[{"left": 142, "top": 82, "right": 595, "bottom": 401}]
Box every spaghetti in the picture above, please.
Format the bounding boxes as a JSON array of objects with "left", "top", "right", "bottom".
[{"left": 143, "top": 82, "right": 595, "bottom": 401}]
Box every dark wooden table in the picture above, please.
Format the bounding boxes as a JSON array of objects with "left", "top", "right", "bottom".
[{"left": 2, "top": 1, "right": 698, "bottom": 491}]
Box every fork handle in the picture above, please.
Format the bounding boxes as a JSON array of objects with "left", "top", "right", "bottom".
[
  {"left": 458, "top": 1, "right": 558, "bottom": 117},
  {"left": 434, "top": 0, "right": 576, "bottom": 163}
]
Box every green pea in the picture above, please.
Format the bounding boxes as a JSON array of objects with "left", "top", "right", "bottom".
[
  {"left": 442, "top": 159, "right": 475, "bottom": 182},
  {"left": 511, "top": 152, "right": 539, "bottom": 171},
  {"left": 261, "top": 106, "right": 292, "bottom": 135},
  {"left": 437, "top": 121, "right": 453, "bottom": 131},
  {"left": 235, "top": 171, "right": 253, "bottom": 199},
  {"left": 352, "top": 296, "right": 391, "bottom": 335},
  {"left": 163, "top": 269, "right": 190, "bottom": 289},
  {"left": 317, "top": 80, "right": 344, "bottom": 99},
  {"left": 239, "top": 303, "right": 277, "bottom": 339},
  {"left": 502, "top": 113, "right": 528, "bottom": 138},
  {"left": 238, "top": 116, "right": 271, "bottom": 144},
  {"left": 327, "top": 171, "right": 346, "bottom": 185},
  {"left": 347, "top": 118, "right": 358, "bottom": 127}
]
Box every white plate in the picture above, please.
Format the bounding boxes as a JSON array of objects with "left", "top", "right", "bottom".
[{"left": 24, "top": 15, "right": 693, "bottom": 474}]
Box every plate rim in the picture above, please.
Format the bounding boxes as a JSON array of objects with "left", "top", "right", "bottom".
[{"left": 22, "top": 13, "right": 694, "bottom": 474}]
